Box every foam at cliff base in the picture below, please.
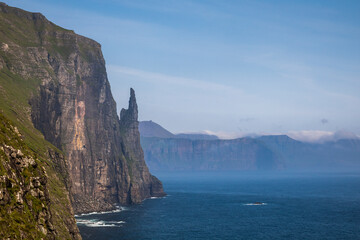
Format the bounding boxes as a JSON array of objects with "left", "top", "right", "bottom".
[
  {"left": 76, "top": 219, "right": 125, "bottom": 227},
  {"left": 150, "top": 196, "right": 167, "bottom": 199},
  {"left": 75, "top": 206, "right": 127, "bottom": 217}
]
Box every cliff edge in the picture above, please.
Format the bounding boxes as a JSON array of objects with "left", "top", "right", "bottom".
[{"left": 0, "top": 2, "right": 164, "bottom": 238}]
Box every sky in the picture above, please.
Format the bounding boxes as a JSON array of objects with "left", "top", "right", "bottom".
[{"left": 7, "top": 0, "right": 360, "bottom": 141}]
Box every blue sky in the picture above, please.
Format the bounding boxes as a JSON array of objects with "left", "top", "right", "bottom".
[{"left": 8, "top": 0, "right": 360, "bottom": 141}]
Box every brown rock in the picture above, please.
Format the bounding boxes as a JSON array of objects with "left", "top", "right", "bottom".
[{"left": 10, "top": 152, "right": 17, "bottom": 159}]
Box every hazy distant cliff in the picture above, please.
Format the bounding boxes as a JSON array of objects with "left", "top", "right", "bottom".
[
  {"left": 141, "top": 137, "right": 282, "bottom": 171},
  {"left": 140, "top": 121, "right": 360, "bottom": 171},
  {"left": 258, "top": 135, "right": 360, "bottom": 170},
  {"left": 0, "top": 2, "right": 163, "bottom": 238},
  {"left": 140, "top": 121, "right": 283, "bottom": 171}
]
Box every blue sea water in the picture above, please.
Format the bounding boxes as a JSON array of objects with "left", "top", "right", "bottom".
[{"left": 77, "top": 172, "right": 360, "bottom": 240}]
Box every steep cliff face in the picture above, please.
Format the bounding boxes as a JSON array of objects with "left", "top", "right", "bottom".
[
  {"left": 0, "top": 1, "right": 163, "bottom": 218},
  {"left": 141, "top": 137, "right": 282, "bottom": 171},
  {"left": 139, "top": 121, "right": 282, "bottom": 171},
  {"left": 28, "top": 27, "right": 128, "bottom": 212},
  {"left": 140, "top": 122, "right": 360, "bottom": 171},
  {"left": 0, "top": 3, "right": 82, "bottom": 239},
  {"left": 258, "top": 136, "right": 360, "bottom": 170}
]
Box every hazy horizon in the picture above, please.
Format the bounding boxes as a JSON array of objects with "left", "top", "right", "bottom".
[
  {"left": 9, "top": 0, "right": 360, "bottom": 141},
  {"left": 140, "top": 119, "right": 359, "bottom": 143}
]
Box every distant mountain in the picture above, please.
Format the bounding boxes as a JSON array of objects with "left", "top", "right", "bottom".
[
  {"left": 141, "top": 137, "right": 283, "bottom": 171},
  {"left": 139, "top": 121, "right": 218, "bottom": 140},
  {"left": 257, "top": 136, "right": 360, "bottom": 170},
  {"left": 140, "top": 121, "right": 360, "bottom": 172},
  {"left": 139, "top": 121, "right": 175, "bottom": 138},
  {"left": 140, "top": 121, "right": 284, "bottom": 171}
]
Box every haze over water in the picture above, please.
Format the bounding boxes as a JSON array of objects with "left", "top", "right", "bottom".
[{"left": 77, "top": 171, "right": 360, "bottom": 239}]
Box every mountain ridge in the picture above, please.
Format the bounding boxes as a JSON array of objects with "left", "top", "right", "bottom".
[
  {"left": 139, "top": 120, "right": 219, "bottom": 140},
  {"left": 140, "top": 121, "right": 360, "bottom": 171}
]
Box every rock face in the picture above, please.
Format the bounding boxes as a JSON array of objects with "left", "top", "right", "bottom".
[
  {"left": 1, "top": 0, "right": 163, "bottom": 230},
  {"left": 141, "top": 136, "right": 282, "bottom": 171},
  {"left": 120, "top": 90, "right": 165, "bottom": 203},
  {"left": 258, "top": 135, "right": 360, "bottom": 170},
  {"left": 140, "top": 121, "right": 360, "bottom": 171},
  {"left": 139, "top": 121, "right": 282, "bottom": 171}
]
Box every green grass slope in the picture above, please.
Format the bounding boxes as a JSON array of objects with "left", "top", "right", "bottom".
[{"left": 0, "top": 2, "right": 80, "bottom": 239}]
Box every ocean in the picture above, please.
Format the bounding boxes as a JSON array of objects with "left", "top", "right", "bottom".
[{"left": 76, "top": 172, "right": 360, "bottom": 239}]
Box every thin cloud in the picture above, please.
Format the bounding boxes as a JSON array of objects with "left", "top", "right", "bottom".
[
  {"left": 107, "top": 65, "right": 246, "bottom": 95},
  {"left": 107, "top": 0, "right": 233, "bottom": 20},
  {"left": 197, "top": 130, "right": 359, "bottom": 143},
  {"left": 287, "top": 130, "right": 359, "bottom": 143},
  {"left": 201, "top": 130, "right": 246, "bottom": 140},
  {"left": 287, "top": 130, "right": 334, "bottom": 143}
]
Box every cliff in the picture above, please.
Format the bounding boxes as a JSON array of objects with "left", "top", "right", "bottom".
[
  {"left": 141, "top": 137, "right": 282, "bottom": 171},
  {"left": 0, "top": 2, "right": 164, "bottom": 238},
  {"left": 140, "top": 121, "right": 282, "bottom": 171},
  {"left": 258, "top": 135, "right": 360, "bottom": 170},
  {"left": 119, "top": 90, "right": 165, "bottom": 203},
  {"left": 140, "top": 121, "right": 360, "bottom": 172}
]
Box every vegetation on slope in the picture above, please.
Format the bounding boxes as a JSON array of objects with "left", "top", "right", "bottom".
[{"left": 0, "top": 2, "right": 80, "bottom": 239}]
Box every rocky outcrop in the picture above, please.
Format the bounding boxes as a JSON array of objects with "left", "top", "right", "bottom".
[
  {"left": 0, "top": 113, "right": 81, "bottom": 239},
  {"left": 0, "top": 144, "right": 52, "bottom": 238},
  {"left": 0, "top": 2, "right": 164, "bottom": 217},
  {"left": 119, "top": 89, "right": 165, "bottom": 203}
]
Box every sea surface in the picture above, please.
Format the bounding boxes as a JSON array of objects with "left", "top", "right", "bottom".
[{"left": 77, "top": 172, "right": 360, "bottom": 239}]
